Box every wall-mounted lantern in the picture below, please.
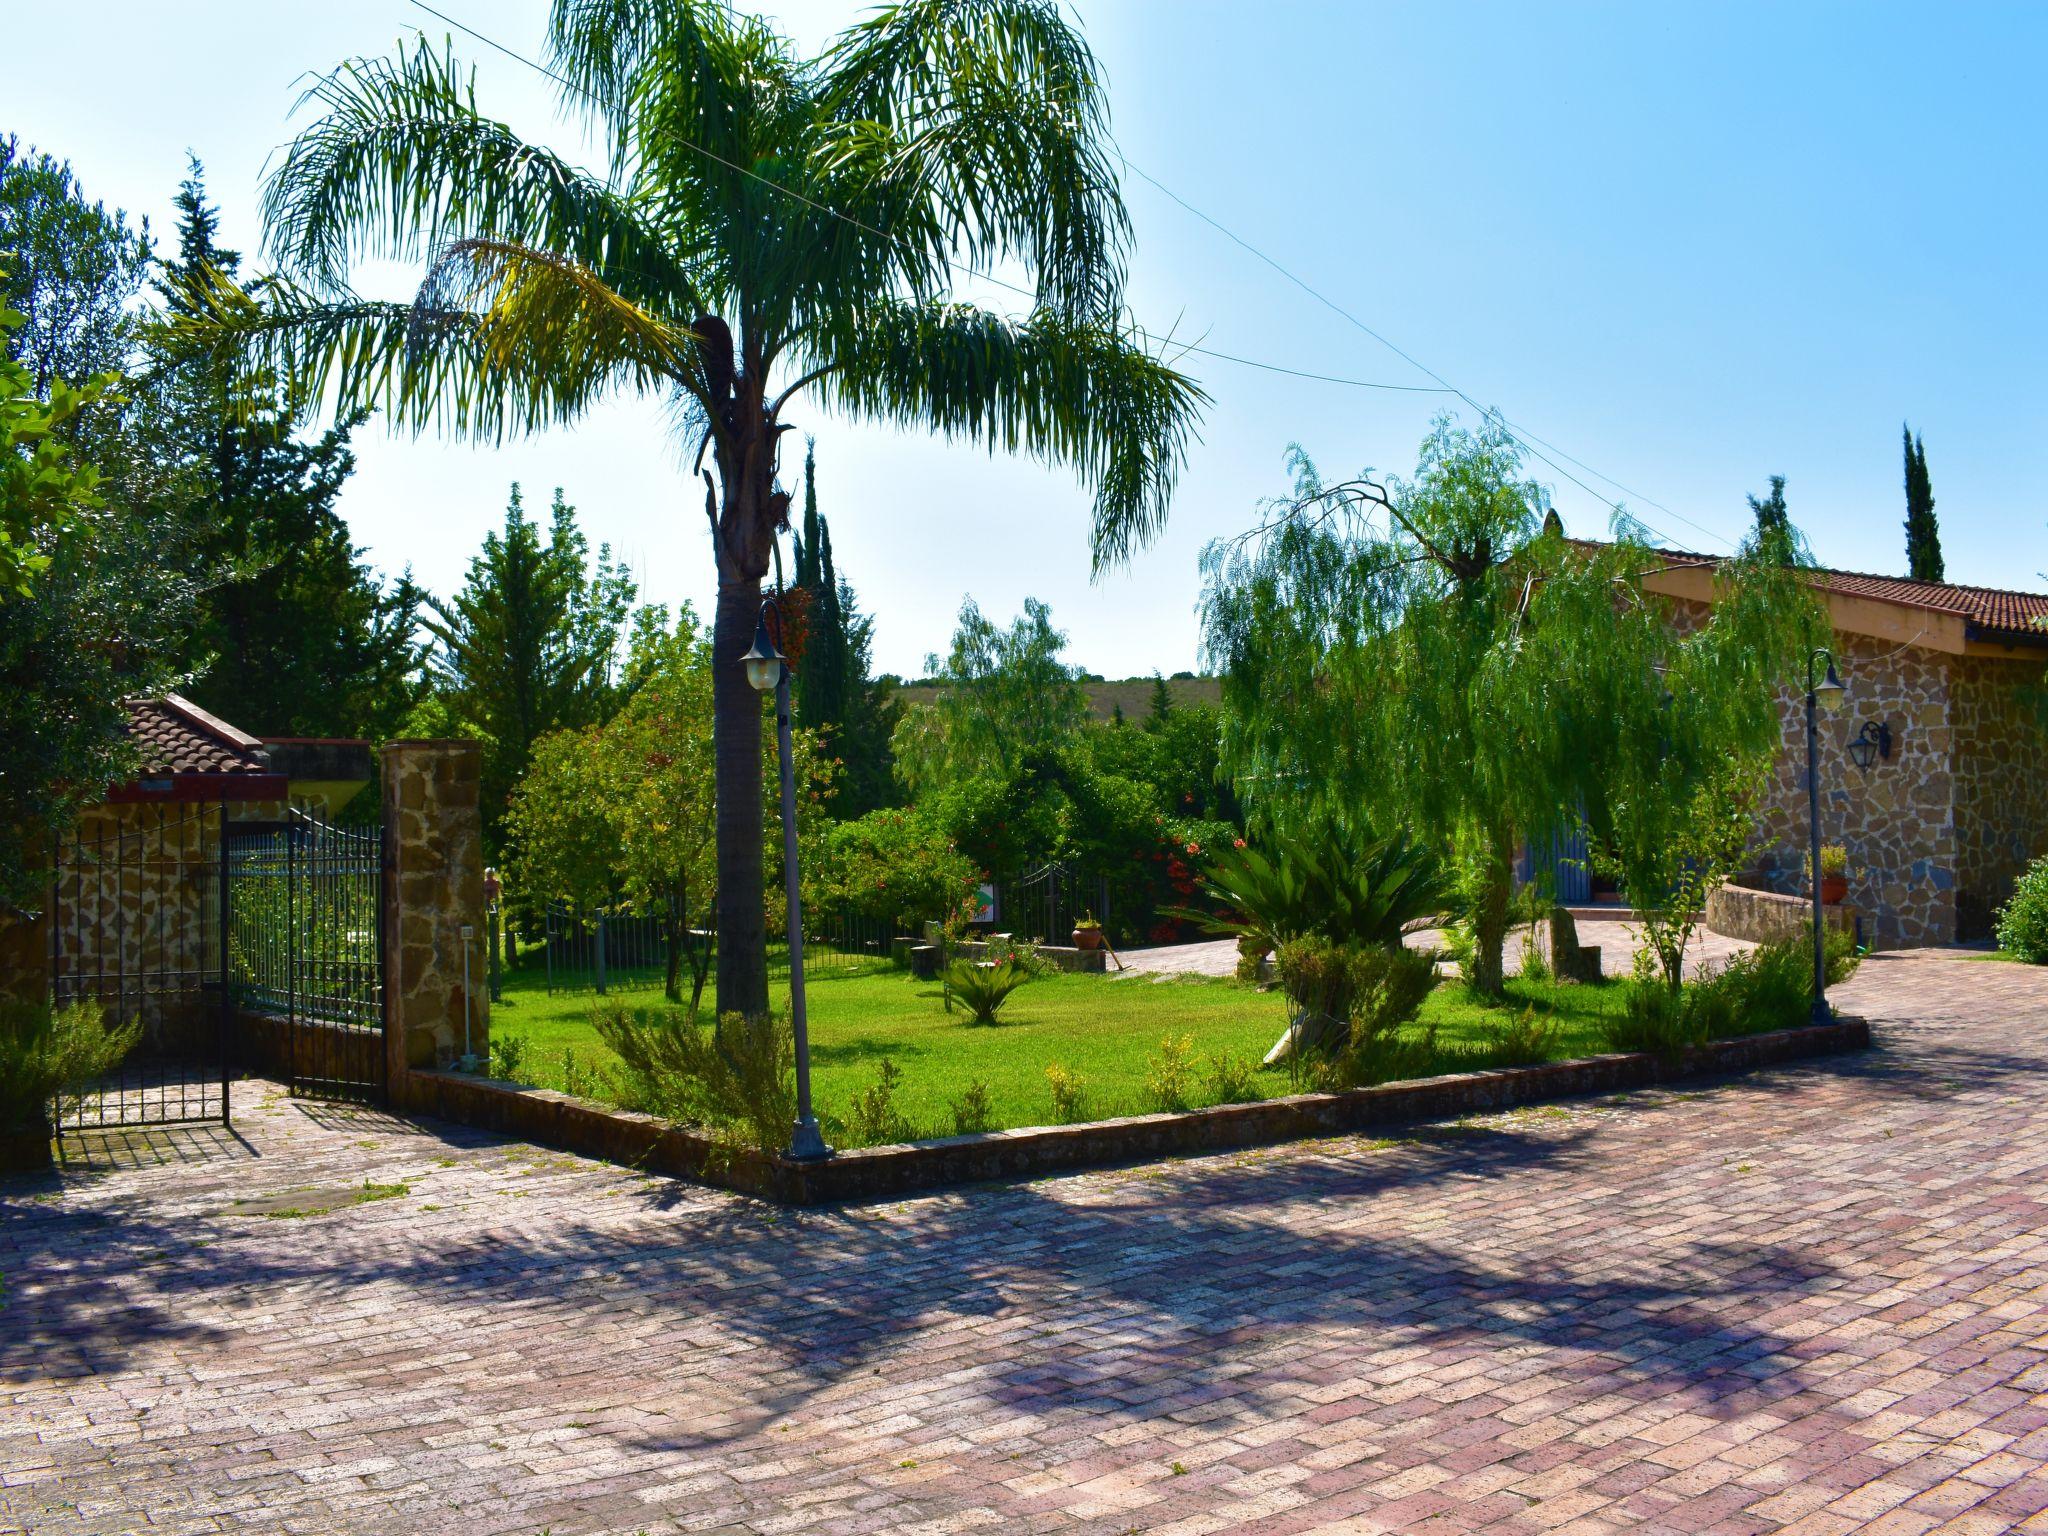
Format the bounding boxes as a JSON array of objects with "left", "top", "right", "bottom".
[{"left": 1847, "top": 719, "right": 1893, "bottom": 771}]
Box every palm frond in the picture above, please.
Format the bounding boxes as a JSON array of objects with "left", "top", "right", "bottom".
[
  {"left": 265, "top": 36, "right": 700, "bottom": 315},
  {"left": 169, "top": 256, "right": 683, "bottom": 442},
  {"left": 821, "top": 0, "right": 1129, "bottom": 318},
  {"left": 822, "top": 299, "right": 1206, "bottom": 571},
  {"left": 416, "top": 238, "right": 703, "bottom": 399}
]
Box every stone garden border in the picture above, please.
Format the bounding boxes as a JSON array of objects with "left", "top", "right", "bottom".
[{"left": 398, "top": 1015, "right": 1870, "bottom": 1207}]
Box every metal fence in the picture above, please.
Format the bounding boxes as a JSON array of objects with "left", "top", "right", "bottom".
[
  {"left": 529, "top": 906, "right": 905, "bottom": 997},
  {"left": 989, "top": 861, "right": 1110, "bottom": 944},
  {"left": 225, "top": 810, "right": 385, "bottom": 1102},
  {"left": 48, "top": 802, "right": 231, "bottom": 1131}
]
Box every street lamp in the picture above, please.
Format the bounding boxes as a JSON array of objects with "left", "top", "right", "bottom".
[
  {"left": 742, "top": 602, "right": 830, "bottom": 1161},
  {"left": 1805, "top": 647, "right": 1847, "bottom": 1024}
]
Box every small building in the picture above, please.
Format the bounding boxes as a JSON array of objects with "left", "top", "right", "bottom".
[
  {"left": 35, "top": 696, "right": 373, "bottom": 1035},
  {"left": 1531, "top": 557, "right": 2048, "bottom": 949}
]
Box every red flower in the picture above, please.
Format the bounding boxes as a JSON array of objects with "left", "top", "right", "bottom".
[
  {"left": 1184, "top": 841, "right": 1201, "bottom": 856},
  {"left": 1232, "top": 837, "right": 1247, "bottom": 849}
]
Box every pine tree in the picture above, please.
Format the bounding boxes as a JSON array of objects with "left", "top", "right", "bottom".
[
  {"left": 1903, "top": 423, "right": 1944, "bottom": 582},
  {"left": 153, "top": 158, "right": 421, "bottom": 739},
  {"left": 422, "top": 484, "right": 637, "bottom": 851},
  {"left": 1144, "top": 672, "right": 1174, "bottom": 730},
  {"left": 1747, "top": 475, "right": 1790, "bottom": 543}
]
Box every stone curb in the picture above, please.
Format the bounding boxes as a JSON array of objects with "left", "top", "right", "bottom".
[{"left": 400, "top": 1015, "right": 1872, "bottom": 1207}]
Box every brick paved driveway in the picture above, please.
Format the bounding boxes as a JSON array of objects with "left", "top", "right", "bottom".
[{"left": 5, "top": 948, "right": 2048, "bottom": 1535}]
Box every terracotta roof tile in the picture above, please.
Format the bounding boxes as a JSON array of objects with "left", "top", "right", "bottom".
[
  {"left": 1587, "top": 543, "right": 2048, "bottom": 643},
  {"left": 123, "top": 696, "right": 271, "bottom": 777},
  {"left": 1809, "top": 568, "right": 2048, "bottom": 639}
]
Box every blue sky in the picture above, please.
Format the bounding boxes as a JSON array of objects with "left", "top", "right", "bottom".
[{"left": 11, "top": 2, "right": 2045, "bottom": 677}]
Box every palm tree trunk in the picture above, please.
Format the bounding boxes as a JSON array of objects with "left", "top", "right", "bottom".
[{"left": 713, "top": 574, "right": 769, "bottom": 1017}]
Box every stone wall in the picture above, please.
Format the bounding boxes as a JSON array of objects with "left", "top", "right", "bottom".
[
  {"left": 45, "top": 801, "right": 229, "bottom": 1044},
  {"left": 1705, "top": 881, "right": 1854, "bottom": 945},
  {"left": 381, "top": 742, "right": 489, "bottom": 1081},
  {"left": 1747, "top": 632, "right": 1957, "bottom": 949},
  {"left": 1951, "top": 655, "right": 2048, "bottom": 938},
  {"left": 1662, "top": 604, "right": 1956, "bottom": 949}
]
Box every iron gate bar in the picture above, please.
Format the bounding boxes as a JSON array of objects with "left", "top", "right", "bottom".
[
  {"left": 283, "top": 810, "right": 387, "bottom": 1104},
  {"left": 50, "top": 801, "right": 231, "bottom": 1133}
]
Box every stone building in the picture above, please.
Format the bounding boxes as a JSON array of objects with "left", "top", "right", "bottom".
[
  {"left": 1644, "top": 558, "right": 2048, "bottom": 948},
  {"left": 29, "top": 696, "right": 374, "bottom": 1032}
]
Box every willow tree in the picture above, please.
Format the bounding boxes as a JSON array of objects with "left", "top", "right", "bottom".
[
  {"left": 174, "top": 0, "right": 1204, "bottom": 1016},
  {"left": 1200, "top": 415, "right": 1813, "bottom": 996}
]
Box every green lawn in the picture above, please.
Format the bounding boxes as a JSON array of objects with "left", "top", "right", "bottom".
[{"left": 488, "top": 959, "right": 1631, "bottom": 1142}]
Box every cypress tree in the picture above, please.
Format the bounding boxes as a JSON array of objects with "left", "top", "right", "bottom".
[
  {"left": 1903, "top": 423, "right": 1944, "bottom": 582},
  {"left": 785, "top": 439, "right": 898, "bottom": 813},
  {"left": 1746, "top": 475, "right": 1790, "bottom": 543}
]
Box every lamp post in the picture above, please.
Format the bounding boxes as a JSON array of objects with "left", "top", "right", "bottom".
[
  {"left": 742, "top": 601, "right": 830, "bottom": 1161},
  {"left": 1804, "top": 647, "right": 1847, "bottom": 1024}
]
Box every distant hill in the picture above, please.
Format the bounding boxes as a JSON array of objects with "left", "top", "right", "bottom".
[{"left": 892, "top": 675, "right": 1222, "bottom": 722}]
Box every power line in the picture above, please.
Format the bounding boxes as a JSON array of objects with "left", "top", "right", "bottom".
[
  {"left": 406, "top": 0, "right": 1723, "bottom": 547},
  {"left": 408, "top": 0, "right": 1450, "bottom": 397},
  {"left": 1116, "top": 155, "right": 1739, "bottom": 552}
]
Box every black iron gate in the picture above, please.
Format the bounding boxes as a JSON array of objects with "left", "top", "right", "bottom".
[
  {"left": 992, "top": 860, "right": 1110, "bottom": 943},
  {"left": 227, "top": 809, "right": 386, "bottom": 1104},
  {"left": 48, "top": 802, "right": 232, "bottom": 1132}
]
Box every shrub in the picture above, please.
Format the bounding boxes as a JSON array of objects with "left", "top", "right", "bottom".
[
  {"left": 979, "top": 935, "right": 1051, "bottom": 977},
  {"left": 487, "top": 1032, "right": 527, "bottom": 1081},
  {"left": 1144, "top": 1034, "right": 1197, "bottom": 1113},
  {"left": 1692, "top": 928, "right": 1862, "bottom": 1037},
  {"left": 1819, "top": 843, "right": 1849, "bottom": 879},
  {"left": 813, "top": 807, "right": 981, "bottom": 932},
  {"left": 843, "top": 1059, "right": 914, "bottom": 1147},
  {"left": 593, "top": 1004, "right": 794, "bottom": 1154},
  {"left": 1276, "top": 936, "right": 1435, "bottom": 1038},
  {"left": 1482, "top": 1006, "right": 1561, "bottom": 1067},
  {"left": 0, "top": 999, "right": 139, "bottom": 1132},
  {"left": 945, "top": 958, "right": 1034, "bottom": 1023},
  {"left": 1233, "top": 934, "right": 1269, "bottom": 984},
  {"left": 1275, "top": 935, "right": 1438, "bottom": 1090},
  {"left": 947, "top": 1080, "right": 995, "bottom": 1136},
  {"left": 1603, "top": 978, "right": 1702, "bottom": 1061},
  {"left": 1996, "top": 853, "right": 2048, "bottom": 963},
  {"left": 1045, "top": 1061, "right": 1088, "bottom": 1123},
  {"left": 1517, "top": 933, "right": 1551, "bottom": 984},
  {"left": 1204, "top": 1049, "right": 1260, "bottom": 1105},
  {"left": 556, "top": 1046, "right": 602, "bottom": 1099}
]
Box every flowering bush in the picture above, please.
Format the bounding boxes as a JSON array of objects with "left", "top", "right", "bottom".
[{"left": 811, "top": 808, "right": 979, "bottom": 931}]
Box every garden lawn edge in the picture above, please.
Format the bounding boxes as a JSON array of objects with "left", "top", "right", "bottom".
[{"left": 397, "top": 1015, "right": 1871, "bottom": 1206}]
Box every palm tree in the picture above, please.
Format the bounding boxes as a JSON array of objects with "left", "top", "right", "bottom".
[{"left": 179, "top": 0, "right": 1206, "bottom": 1016}]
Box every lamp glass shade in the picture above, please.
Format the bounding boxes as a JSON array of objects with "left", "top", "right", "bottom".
[
  {"left": 740, "top": 617, "right": 785, "bottom": 693},
  {"left": 1847, "top": 733, "right": 1876, "bottom": 770},
  {"left": 1813, "top": 661, "right": 1847, "bottom": 713}
]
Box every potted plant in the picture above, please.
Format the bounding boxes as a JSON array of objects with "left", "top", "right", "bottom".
[
  {"left": 1818, "top": 845, "right": 1850, "bottom": 906},
  {"left": 1071, "top": 913, "right": 1104, "bottom": 951},
  {"left": 1, "top": 998, "right": 140, "bottom": 1173}
]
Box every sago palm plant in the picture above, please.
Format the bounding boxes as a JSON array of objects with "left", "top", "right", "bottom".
[{"left": 174, "top": 0, "right": 1206, "bottom": 1016}]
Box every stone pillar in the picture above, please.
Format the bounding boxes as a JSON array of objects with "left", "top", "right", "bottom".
[{"left": 381, "top": 741, "right": 489, "bottom": 1094}]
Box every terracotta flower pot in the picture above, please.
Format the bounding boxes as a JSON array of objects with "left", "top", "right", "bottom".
[
  {"left": 0, "top": 1119, "right": 54, "bottom": 1175},
  {"left": 1820, "top": 876, "right": 1848, "bottom": 906},
  {"left": 1072, "top": 927, "right": 1102, "bottom": 951}
]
